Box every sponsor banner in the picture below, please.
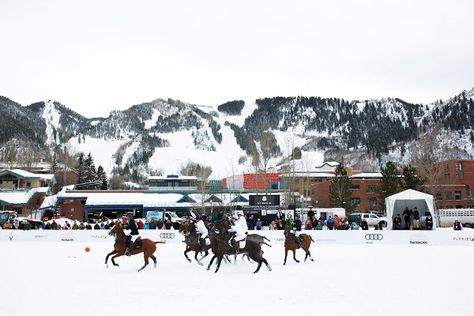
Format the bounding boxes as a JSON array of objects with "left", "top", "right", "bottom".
[
  {"left": 0, "top": 230, "right": 473, "bottom": 246},
  {"left": 249, "top": 195, "right": 280, "bottom": 206},
  {"left": 408, "top": 233, "right": 430, "bottom": 245},
  {"left": 364, "top": 233, "right": 384, "bottom": 244}
]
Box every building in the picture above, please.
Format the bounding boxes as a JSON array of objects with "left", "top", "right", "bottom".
[
  {"left": 53, "top": 190, "right": 196, "bottom": 222},
  {"left": 0, "top": 169, "right": 53, "bottom": 190},
  {"left": 310, "top": 166, "right": 382, "bottom": 212},
  {"left": 426, "top": 159, "right": 474, "bottom": 209},
  {"left": 0, "top": 169, "right": 53, "bottom": 214},
  {"left": 311, "top": 159, "right": 474, "bottom": 212},
  {"left": 147, "top": 175, "right": 198, "bottom": 192}
]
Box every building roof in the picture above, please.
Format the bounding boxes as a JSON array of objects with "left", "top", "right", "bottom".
[
  {"left": 57, "top": 190, "right": 191, "bottom": 208},
  {"left": 148, "top": 175, "right": 197, "bottom": 181},
  {"left": 315, "top": 161, "right": 339, "bottom": 168},
  {"left": 0, "top": 191, "right": 29, "bottom": 205},
  {"left": 350, "top": 172, "right": 383, "bottom": 178},
  {"left": 0, "top": 169, "right": 54, "bottom": 181},
  {"left": 40, "top": 195, "right": 58, "bottom": 209}
]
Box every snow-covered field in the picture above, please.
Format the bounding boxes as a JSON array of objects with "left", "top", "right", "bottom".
[{"left": 1, "top": 241, "right": 473, "bottom": 316}]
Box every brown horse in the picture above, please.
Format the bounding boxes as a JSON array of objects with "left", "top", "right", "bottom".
[
  {"left": 283, "top": 226, "right": 315, "bottom": 265},
  {"left": 105, "top": 222, "right": 165, "bottom": 272},
  {"left": 178, "top": 220, "right": 212, "bottom": 265}
]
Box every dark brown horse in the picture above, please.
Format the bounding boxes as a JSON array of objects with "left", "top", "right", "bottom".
[
  {"left": 178, "top": 220, "right": 211, "bottom": 265},
  {"left": 283, "top": 226, "right": 315, "bottom": 265},
  {"left": 208, "top": 219, "right": 272, "bottom": 273},
  {"left": 105, "top": 222, "right": 165, "bottom": 272}
]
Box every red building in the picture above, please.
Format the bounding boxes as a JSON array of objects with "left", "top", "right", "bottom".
[
  {"left": 311, "top": 172, "right": 382, "bottom": 212},
  {"left": 311, "top": 159, "right": 474, "bottom": 212},
  {"left": 425, "top": 160, "right": 474, "bottom": 209}
]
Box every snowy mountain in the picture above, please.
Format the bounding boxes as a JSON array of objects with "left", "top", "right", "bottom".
[{"left": 1, "top": 88, "right": 473, "bottom": 182}]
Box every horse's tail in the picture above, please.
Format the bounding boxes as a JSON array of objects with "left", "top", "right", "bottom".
[
  {"left": 155, "top": 241, "right": 166, "bottom": 244},
  {"left": 263, "top": 236, "right": 271, "bottom": 242},
  {"left": 310, "top": 236, "right": 315, "bottom": 242}
]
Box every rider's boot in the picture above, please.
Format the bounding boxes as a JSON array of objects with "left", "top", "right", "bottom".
[{"left": 125, "top": 236, "right": 132, "bottom": 256}]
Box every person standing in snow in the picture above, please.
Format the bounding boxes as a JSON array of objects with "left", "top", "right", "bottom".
[
  {"left": 286, "top": 214, "right": 295, "bottom": 230},
  {"left": 403, "top": 207, "right": 412, "bottom": 230},
  {"left": 412, "top": 207, "right": 420, "bottom": 230},
  {"left": 256, "top": 218, "right": 263, "bottom": 230},
  {"left": 453, "top": 218, "right": 463, "bottom": 231},
  {"left": 393, "top": 214, "right": 402, "bottom": 230},
  {"left": 294, "top": 215, "right": 302, "bottom": 231},
  {"left": 425, "top": 213, "right": 433, "bottom": 230},
  {"left": 326, "top": 216, "right": 334, "bottom": 230},
  {"left": 360, "top": 218, "right": 369, "bottom": 230},
  {"left": 247, "top": 215, "right": 256, "bottom": 230}
]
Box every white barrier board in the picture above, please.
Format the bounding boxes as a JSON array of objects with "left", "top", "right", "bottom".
[{"left": 1, "top": 229, "right": 473, "bottom": 246}]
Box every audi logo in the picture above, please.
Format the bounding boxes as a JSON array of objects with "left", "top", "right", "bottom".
[
  {"left": 365, "top": 233, "right": 383, "bottom": 241},
  {"left": 160, "top": 233, "right": 175, "bottom": 239}
]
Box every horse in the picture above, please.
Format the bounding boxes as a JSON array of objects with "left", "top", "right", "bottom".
[
  {"left": 208, "top": 219, "right": 272, "bottom": 273},
  {"left": 247, "top": 233, "right": 272, "bottom": 247},
  {"left": 178, "top": 220, "right": 212, "bottom": 265},
  {"left": 105, "top": 222, "right": 165, "bottom": 272},
  {"left": 283, "top": 226, "right": 315, "bottom": 265}
]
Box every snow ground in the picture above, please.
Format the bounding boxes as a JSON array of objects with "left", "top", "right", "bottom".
[{"left": 1, "top": 242, "right": 473, "bottom": 316}]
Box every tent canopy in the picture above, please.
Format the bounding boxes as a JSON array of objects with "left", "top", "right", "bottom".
[{"left": 385, "top": 189, "right": 436, "bottom": 230}]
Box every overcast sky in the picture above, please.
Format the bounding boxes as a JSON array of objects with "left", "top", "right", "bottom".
[{"left": 1, "top": 0, "right": 473, "bottom": 118}]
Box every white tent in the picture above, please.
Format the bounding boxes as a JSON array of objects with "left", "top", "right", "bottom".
[{"left": 385, "top": 189, "right": 436, "bottom": 230}]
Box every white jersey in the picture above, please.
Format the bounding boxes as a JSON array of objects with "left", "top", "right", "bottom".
[
  {"left": 237, "top": 216, "right": 248, "bottom": 233},
  {"left": 228, "top": 222, "right": 246, "bottom": 241},
  {"left": 195, "top": 220, "right": 208, "bottom": 239}
]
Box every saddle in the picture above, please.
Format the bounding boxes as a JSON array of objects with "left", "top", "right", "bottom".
[
  {"left": 286, "top": 234, "right": 303, "bottom": 248},
  {"left": 132, "top": 236, "right": 142, "bottom": 249}
]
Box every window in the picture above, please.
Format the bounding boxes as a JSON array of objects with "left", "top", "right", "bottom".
[
  {"left": 455, "top": 162, "right": 462, "bottom": 171},
  {"left": 455, "top": 191, "right": 462, "bottom": 200},
  {"left": 351, "top": 184, "right": 360, "bottom": 190},
  {"left": 466, "top": 186, "right": 472, "bottom": 197},
  {"left": 351, "top": 197, "right": 360, "bottom": 205},
  {"left": 456, "top": 172, "right": 464, "bottom": 179},
  {"left": 367, "top": 186, "right": 377, "bottom": 193},
  {"left": 444, "top": 164, "right": 449, "bottom": 173},
  {"left": 368, "top": 197, "right": 377, "bottom": 208},
  {"left": 445, "top": 192, "right": 452, "bottom": 200}
]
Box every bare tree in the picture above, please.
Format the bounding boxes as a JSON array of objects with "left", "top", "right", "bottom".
[
  {"left": 409, "top": 124, "right": 455, "bottom": 221},
  {"left": 18, "top": 145, "right": 37, "bottom": 171},
  {"left": 410, "top": 125, "right": 443, "bottom": 197},
  {"left": 109, "top": 175, "right": 126, "bottom": 190},
  {"left": 3, "top": 142, "right": 17, "bottom": 168},
  {"left": 180, "top": 161, "right": 212, "bottom": 215}
]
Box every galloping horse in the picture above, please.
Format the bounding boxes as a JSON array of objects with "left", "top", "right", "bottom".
[
  {"left": 208, "top": 219, "right": 272, "bottom": 273},
  {"left": 178, "top": 220, "right": 212, "bottom": 265},
  {"left": 105, "top": 222, "right": 165, "bottom": 272},
  {"left": 283, "top": 226, "right": 315, "bottom": 265}
]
